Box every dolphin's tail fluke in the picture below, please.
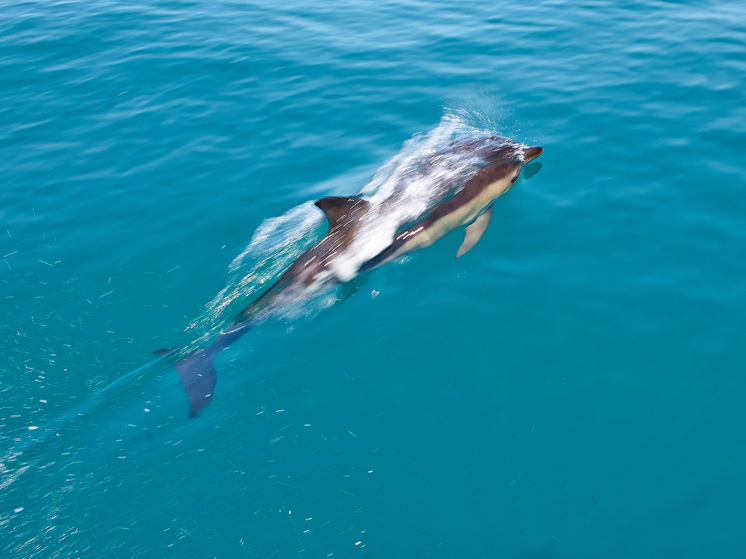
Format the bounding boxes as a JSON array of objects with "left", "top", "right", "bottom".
[
  {"left": 156, "top": 320, "right": 256, "bottom": 416},
  {"left": 174, "top": 347, "right": 219, "bottom": 417}
]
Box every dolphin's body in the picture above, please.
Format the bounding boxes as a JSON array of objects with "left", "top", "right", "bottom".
[{"left": 162, "top": 135, "right": 543, "bottom": 416}]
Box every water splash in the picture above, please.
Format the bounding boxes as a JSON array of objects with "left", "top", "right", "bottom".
[{"left": 189, "top": 113, "right": 514, "bottom": 337}]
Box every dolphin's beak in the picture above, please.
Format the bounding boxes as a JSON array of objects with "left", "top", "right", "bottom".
[{"left": 523, "top": 146, "right": 543, "bottom": 163}]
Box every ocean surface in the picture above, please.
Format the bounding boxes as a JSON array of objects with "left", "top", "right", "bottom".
[{"left": 2, "top": 1, "right": 745, "bottom": 557}]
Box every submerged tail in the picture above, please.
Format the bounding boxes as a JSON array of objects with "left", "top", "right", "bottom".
[
  {"left": 157, "top": 321, "right": 255, "bottom": 417},
  {"left": 174, "top": 347, "right": 219, "bottom": 417}
]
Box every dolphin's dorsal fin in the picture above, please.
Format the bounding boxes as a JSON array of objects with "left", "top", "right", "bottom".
[
  {"left": 315, "top": 197, "right": 367, "bottom": 230},
  {"left": 456, "top": 207, "right": 492, "bottom": 258}
]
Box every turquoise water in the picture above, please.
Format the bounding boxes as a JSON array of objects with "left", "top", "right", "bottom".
[{"left": 2, "top": 0, "right": 746, "bottom": 556}]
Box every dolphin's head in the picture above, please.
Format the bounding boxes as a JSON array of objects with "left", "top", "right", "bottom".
[
  {"left": 479, "top": 136, "right": 544, "bottom": 186},
  {"left": 480, "top": 136, "right": 543, "bottom": 165},
  {"left": 444, "top": 135, "right": 542, "bottom": 166},
  {"left": 468, "top": 137, "right": 543, "bottom": 196}
]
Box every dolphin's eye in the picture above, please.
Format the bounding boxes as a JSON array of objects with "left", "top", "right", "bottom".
[{"left": 511, "top": 174, "right": 519, "bottom": 184}]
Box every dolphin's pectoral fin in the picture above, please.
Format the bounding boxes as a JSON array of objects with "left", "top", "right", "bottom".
[
  {"left": 456, "top": 207, "right": 492, "bottom": 258},
  {"left": 315, "top": 196, "right": 369, "bottom": 231}
]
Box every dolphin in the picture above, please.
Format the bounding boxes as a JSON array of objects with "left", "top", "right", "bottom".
[{"left": 158, "top": 135, "right": 543, "bottom": 416}]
